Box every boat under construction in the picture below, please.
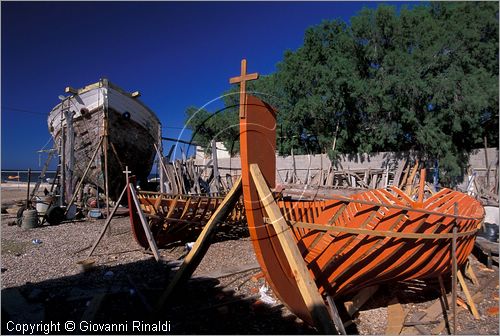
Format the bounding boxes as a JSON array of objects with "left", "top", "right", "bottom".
[
  {"left": 48, "top": 79, "right": 161, "bottom": 202},
  {"left": 127, "top": 61, "right": 485, "bottom": 330}
]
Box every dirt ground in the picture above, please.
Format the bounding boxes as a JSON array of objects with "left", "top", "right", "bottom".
[{"left": 1, "top": 184, "right": 499, "bottom": 335}]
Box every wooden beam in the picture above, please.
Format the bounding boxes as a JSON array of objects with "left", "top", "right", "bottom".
[
  {"left": 465, "top": 257, "right": 480, "bottom": 286},
  {"left": 437, "top": 275, "right": 449, "bottom": 311},
  {"left": 250, "top": 163, "right": 338, "bottom": 335},
  {"left": 326, "top": 296, "right": 346, "bottom": 335},
  {"left": 457, "top": 270, "right": 480, "bottom": 319},
  {"left": 344, "top": 285, "right": 379, "bottom": 316},
  {"left": 386, "top": 297, "right": 406, "bottom": 335},
  {"left": 129, "top": 183, "right": 161, "bottom": 261},
  {"left": 86, "top": 183, "right": 128, "bottom": 258},
  {"left": 156, "top": 177, "right": 243, "bottom": 310}
]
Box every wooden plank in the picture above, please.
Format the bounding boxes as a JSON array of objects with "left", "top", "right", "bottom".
[
  {"left": 250, "top": 164, "right": 338, "bottom": 335},
  {"left": 417, "top": 168, "right": 426, "bottom": 203},
  {"left": 156, "top": 177, "right": 243, "bottom": 309},
  {"left": 393, "top": 158, "right": 407, "bottom": 188},
  {"left": 386, "top": 297, "right": 406, "bottom": 335},
  {"left": 129, "top": 184, "right": 161, "bottom": 262},
  {"left": 457, "top": 270, "right": 480, "bottom": 319},
  {"left": 344, "top": 285, "right": 379, "bottom": 316},
  {"left": 405, "top": 161, "right": 419, "bottom": 195}
]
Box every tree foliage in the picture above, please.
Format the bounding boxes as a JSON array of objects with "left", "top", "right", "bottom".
[{"left": 185, "top": 2, "right": 498, "bottom": 182}]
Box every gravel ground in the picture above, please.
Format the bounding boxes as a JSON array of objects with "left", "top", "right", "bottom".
[{"left": 1, "top": 185, "right": 499, "bottom": 335}]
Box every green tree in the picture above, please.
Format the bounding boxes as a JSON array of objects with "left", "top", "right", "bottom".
[{"left": 185, "top": 2, "right": 498, "bottom": 183}]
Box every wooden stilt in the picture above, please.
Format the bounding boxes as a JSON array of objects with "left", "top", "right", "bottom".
[
  {"left": 326, "top": 296, "right": 346, "bottom": 335},
  {"left": 86, "top": 183, "right": 128, "bottom": 259},
  {"left": 156, "top": 177, "right": 243, "bottom": 310},
  {"left": 457, "top": 270, "right": 480, "bottom": 319},
  {"left": 451, "top": 225, "right": 458, "bottom": 335},
  {"left": 250, "top": 164, "right": 338, "bottom": 335},
  {"left": 129, "top": 183, "right": 161, "bottom": 262},
  {"left": 438, "top": 275, "right": 449, "bottom": 311},
  {"left": 103, "top": 118, "right": 110, "bottom": 219}
]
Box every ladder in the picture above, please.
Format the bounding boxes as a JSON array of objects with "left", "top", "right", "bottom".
[{"left": 30, "top": 149, "right": 58, "bottom": 201}]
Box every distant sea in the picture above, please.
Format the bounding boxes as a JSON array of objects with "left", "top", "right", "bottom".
[
  {"left": 2, "top": 170, "right": 159, "bottom": 183},
  {"left": 2, "top": 170, "right": 57, "bottom": 183}
]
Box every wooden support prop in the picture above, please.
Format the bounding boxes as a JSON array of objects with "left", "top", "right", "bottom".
[
  {"left": 109, "top": 142, "right": 124, "bottom": 170},
  {"left": 344, "top": 285, "right": 379, "bottom": 317},
  {"left": 153, "top": 143, "right": 168, "bottom": 188},
  {"left": 438, "top": 275, "right": 449, "bottom": 311},
  {"left": 417, "top": 168, "right": 426, "bottom": 203},
  {"left": 451, "top": 224, "right": 458, "bottom": 335},
  {"left": 129, "top": 183, "right": 161, "bottom": 262},
  {"left": 386, "top": 297, "right": 406, "bottom": 335},
  {"left": 405, "top": 161, "right": 419, "bottom": 195},
  {"left": 212, "top": 139, "right": 220, "bottom": 192},
  {"left": 156, "top": 177, "right": 243, "bottom": 310},
  {"left": 465, "top": 257, "right": 480, "bottom": 286},
  {"left": 433, "top": 293, "right": 483, "bottom": 335},
  {"left": 393, "top": 158, "right": 407, "bottom": 188},
  {"left": 326, "top": 296, "right": 346, "bottom": 335},
  {"left": 86, "top": 184, "right": 128, "bottom": 258},
  {"left": 457, "top": 270, "right": 480, "bottom": 319},
  {"left": 103, "top": 118, "right": 110, "bottom": 218},
  {"left": 65, "top": 136, "right": 104, "bottom": 214},
  {"left": 250, "top": 164, "right": 338, "bottom": 335}
]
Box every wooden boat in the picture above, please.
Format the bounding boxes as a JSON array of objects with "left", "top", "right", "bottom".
[
  {"left": 128, "top": 191, "right": 245, "bottom": 248},
  {"left": 239, "top": 95, "right": 485, "bottom": 326},
  {"left": 48, "top": 79, "right": 161, "bottom": 201}
]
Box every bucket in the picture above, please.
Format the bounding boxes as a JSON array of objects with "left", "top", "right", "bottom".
[
  {"left": 35, "top": 196, "right": 53, "bottom": 217},
  {"left": 21, "top": 209, "right": 40, "bottom": 229},
  {"left": 88, "top": 209, "right": 102, "bottom": 219}
]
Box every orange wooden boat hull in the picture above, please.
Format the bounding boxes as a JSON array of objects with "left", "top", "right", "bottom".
[
  {"left": 240, "top": 95, "right": 484, "bottom": 325},
  {"left": 128, "top": 191, "right": 245, "bottom": 248}
]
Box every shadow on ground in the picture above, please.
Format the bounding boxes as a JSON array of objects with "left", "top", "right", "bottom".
[{"left": 1, "top": 258, "right": 317, "bottom": 335}]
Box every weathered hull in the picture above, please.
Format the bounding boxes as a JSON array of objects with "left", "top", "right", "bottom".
[
  {"left": 239, "top": 95, "right": 484, "bottom": 325},
  {"left": 48, "top": 80, "right": 160, "bottom": 201},
  {"left": 128, "top": 191, "right": 245, "bottom": 248}
]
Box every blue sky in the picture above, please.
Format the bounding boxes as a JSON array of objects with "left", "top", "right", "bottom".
[{"left": 1, "top": 1, "right": 417, "bottom": 170}]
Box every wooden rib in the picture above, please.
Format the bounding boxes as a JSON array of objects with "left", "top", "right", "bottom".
[
  {"left": 350, "top": 214, "right": 455, "bottom": 291},
  {"left": 179, "top": 197, "right": 192, "bottom": 219},
  {"left": 326, "top": 211, "right": 407, "bottom": 285},
  {"left": 310, "top": 201, "right": 379, "bottom": 272}
]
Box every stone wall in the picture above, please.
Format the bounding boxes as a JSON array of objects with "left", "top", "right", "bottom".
[{"left": 195, "top": 148, "right": 499, "bottom": 189}]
